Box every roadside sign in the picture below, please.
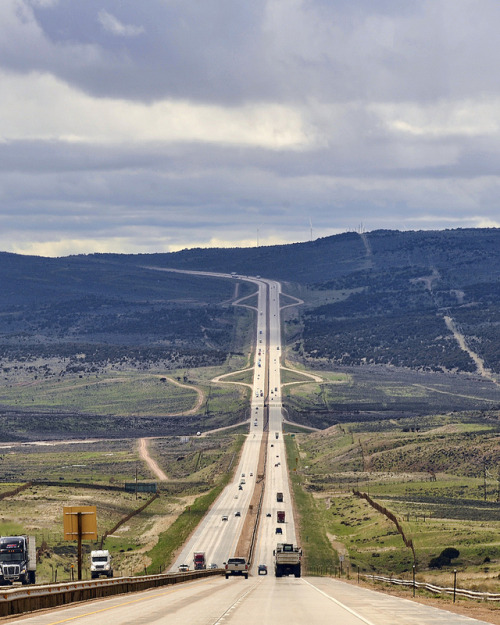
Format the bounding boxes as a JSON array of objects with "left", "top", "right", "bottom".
[
  {"left": 63, "top": 506, "right": 97, "bottom": 582},
  {"left": 63, "top": 506, "right": 97, "bottom": 540}
]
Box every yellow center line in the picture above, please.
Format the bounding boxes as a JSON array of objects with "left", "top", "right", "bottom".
[{"left": 43, "top": 577, "right": 216, "bottom": 625}]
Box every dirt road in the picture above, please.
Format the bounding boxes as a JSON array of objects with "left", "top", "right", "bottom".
[{"left": 138, "top": 438, "right": 168, "bottom": 481}]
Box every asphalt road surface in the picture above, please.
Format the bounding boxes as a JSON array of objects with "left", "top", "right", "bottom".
[{"left": 12, "top": 575, "right": 493, "bottom": 625}]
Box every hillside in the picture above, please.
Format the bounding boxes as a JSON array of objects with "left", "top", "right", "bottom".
[
  {"left": 0, "top": 228, "right": 498, "bottom": 439},
  {"left": 295, "top": 231, "right": 500, "bottom": 374}
]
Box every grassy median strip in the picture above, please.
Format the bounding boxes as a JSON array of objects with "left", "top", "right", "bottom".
[{"left": 145, "top": 435, "right": 245, "bottom": 573}]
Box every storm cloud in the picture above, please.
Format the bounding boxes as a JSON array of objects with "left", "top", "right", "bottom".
[{"left": 0, "top": 0, "right": 498, "bottom": 256}]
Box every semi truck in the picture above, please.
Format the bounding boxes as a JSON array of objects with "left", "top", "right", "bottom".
[
  {"left": 276, "top": 492, "right": 283, "bottom": 502},
  {"left": 193, "top": 552, "right": 206, "bottom": 570},
  {"left": 277, "top": 510, "right": 285, "bottom": 523},
  {"left": 90, "top": 550, "right": 113, "bottom": 578},
  {"left": 0, "top": 535, "right": 36, "bottom": 585},
  {"left": 274, "top": 543, "right": 302, "bottom": 578}
]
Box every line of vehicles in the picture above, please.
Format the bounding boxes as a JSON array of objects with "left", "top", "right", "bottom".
[
  {"left": 178, "top": 552, "right": 219, "bottom": 571},
  {"left": 0, "top": 535, "right": 114, "bottom": 585},
  {"left": 176, "top": 489, "right": 302, "bottom": 579},
  {"left": 223, "top": 543, "right": 302, "bottom": 579}
]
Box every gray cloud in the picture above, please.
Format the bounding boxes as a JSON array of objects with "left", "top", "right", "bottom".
[
  {"left": 98, "top": 9, "right": 145, "bottom": 37},
  {"left": 0, "top": 0, "right": 499, "bottom": 256}
]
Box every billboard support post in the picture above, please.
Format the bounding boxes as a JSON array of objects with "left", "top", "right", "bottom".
[{"left": 63, "top": 506, "right": 97, "bottom": 581}]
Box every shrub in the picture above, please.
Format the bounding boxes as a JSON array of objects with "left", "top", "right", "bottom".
[
  {"left": 441, "top": 547, "right": 460, "bottom": 561},
  {"left": 429, "top": 548, "right": 460, "bottom": 569},
  {"left": 429, "top": 556, "right": 447, "bottom": 569}
]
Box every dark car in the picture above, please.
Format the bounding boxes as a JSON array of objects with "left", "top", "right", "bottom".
[
  {"left": 235, "top": 511, "right": 241, "bottom": 517},
  {"left": 258, "top": 564, "right": 267, "bottom": 575},
  {"left": 266, "top": 512, "right": 271, "bottom": 517},
  {"left": 275, "top": 527, "right": 282, "bottom": 534}
]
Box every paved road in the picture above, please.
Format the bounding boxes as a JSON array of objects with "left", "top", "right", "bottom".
[
  {"left": 170, "top": 274, "right": 273, "bottom": 571},
  {"left": 13, "top": 575, "right": 493, "bottom": 625}
]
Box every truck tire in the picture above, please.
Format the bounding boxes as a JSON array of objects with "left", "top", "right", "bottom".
[
  {"left": 244, "top": 573, "right": 248, "bottom": 579},
  {"left": 225, "top": 574, "right": 229, "bottom": 579},
  {"left": 28, "top": 571, "right": 36, "bottom": 584}
]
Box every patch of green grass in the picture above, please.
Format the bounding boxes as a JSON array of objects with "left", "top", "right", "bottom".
[
  {"left": 220, "top": 369, "right": 253, "bottom": 384},
  {"left": 0, "top": 521, "right": 25, "bottom": 536},
  {"left": 0, "top": 373, "right": 200, "bottom": 416},
  {"left": 281, "top": 370, "right": 319, "bottom": 384}
]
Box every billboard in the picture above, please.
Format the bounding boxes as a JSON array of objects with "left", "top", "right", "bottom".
[{"left": 63, "top": 506, "right": 97, "bottom": 540}]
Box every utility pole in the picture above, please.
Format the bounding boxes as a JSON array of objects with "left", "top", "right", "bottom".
[{"left": 483, "top": 458, "right": 487, "bottom": 501}]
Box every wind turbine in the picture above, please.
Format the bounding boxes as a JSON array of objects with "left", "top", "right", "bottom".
[{"left": 257, "top": 223, "right": 263, "bottom": 247}]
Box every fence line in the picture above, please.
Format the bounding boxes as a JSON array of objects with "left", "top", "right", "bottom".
[{"left": 365, "top": 574, "right": 500, "bottom": 602}]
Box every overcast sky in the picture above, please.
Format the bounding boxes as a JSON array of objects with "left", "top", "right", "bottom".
[{"left": 1, "top": 0, "right": 499, "bottom": 256}]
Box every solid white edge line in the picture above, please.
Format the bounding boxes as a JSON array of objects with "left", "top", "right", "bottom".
[{"left": 301, "top": 578, "right": 377, "bottom": 625}]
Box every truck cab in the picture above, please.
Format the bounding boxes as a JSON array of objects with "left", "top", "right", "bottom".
[
  {"left": 90, "top": 550, "right": 113, "bottom": 579},
  {"left": 0, "top": 535, "right": 36, "bottom": 585},
  {"left": 193, "top": 552, "right": 206, "bottom": 570}
]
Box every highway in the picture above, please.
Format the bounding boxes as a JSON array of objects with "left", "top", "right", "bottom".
[
  {"left": 22, "top": 266, "right": 490, "bottom": 625},
  {"left": 170, "top": 275, "right": 293, "bottom": 572},
  {"left": 11, "top": 572, "right": 493, "bottom": 625}
]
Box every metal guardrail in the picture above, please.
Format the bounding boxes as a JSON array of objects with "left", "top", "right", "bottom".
[
  {"left": 0, "top": 569, "right": 222, "bottom": 617},
  {"left": 365, "top": 574, "right": 500, "bottom": 602}
]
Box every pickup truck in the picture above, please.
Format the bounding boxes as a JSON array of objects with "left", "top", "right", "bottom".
[{"left": 224, "top": 557, "right": 249, "bottom": 579}]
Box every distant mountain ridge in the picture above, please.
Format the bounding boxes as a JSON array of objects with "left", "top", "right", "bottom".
[
  {"left": 0, "top": 227, "right": 498, "bottom": 373},
  {"left": 101, "top": 227, "right": 500, "bottom": 284},
  {"left": 0, "top": 228, "right": 498, "bottom": 439}
]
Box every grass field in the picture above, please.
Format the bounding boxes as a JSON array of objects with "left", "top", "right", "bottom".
[
  {"left": 0, "top": 432, "right": 244, "bottom": 582},
  {"left": 0, "top": 359, "right": 252, "bottom": 439},
  {"left": 285, "top": 410, "right": 500, "bottom": 593},
  {"left": 0, "top": 373, "right": 201, "bottom": 416}
]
